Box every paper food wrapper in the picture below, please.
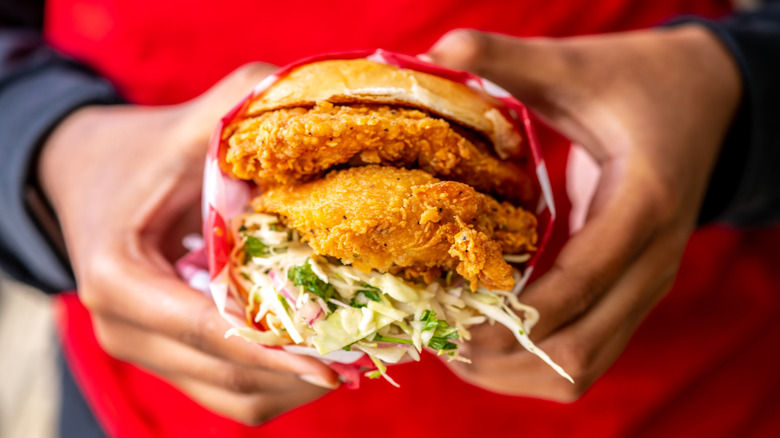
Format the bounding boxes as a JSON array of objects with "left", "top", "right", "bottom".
[{"left": 181, "top": 49, "right": 557, "bottom": 386}]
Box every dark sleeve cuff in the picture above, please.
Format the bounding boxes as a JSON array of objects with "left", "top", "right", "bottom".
[
  {"left": 671, "top": 6, "right": 780, "bottom": 226},
  {"left": 0, "top": 31, "right": 123, "bottom": 293}
]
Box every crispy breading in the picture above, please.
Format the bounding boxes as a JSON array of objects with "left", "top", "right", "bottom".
[
  {"left": 252, "top": 166, "right": 537, "bottom": 291},
  {"left": 224, "top": 102, "right": 536, "bottom": 204}
]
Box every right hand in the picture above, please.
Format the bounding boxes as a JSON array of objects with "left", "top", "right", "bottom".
[
  {"left": 38, "top": 63, "right": 340, "bottom": 425},
  {"left": 426, "top": 26, "right": 741, "bottom": 400}
]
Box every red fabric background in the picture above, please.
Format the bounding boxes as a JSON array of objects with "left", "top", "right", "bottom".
[
  {"left": 45, "top": 0, "right": 780, "bottom": 437},
  {"left": 46, "top": 0, "right": 730, "bottom": 105},
  {"left": 56, "top": 225, "right": 780, "bottom": 438}
]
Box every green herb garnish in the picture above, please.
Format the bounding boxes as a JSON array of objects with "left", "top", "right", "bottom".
[
  {"left": 244, "top": 235, "right": 270, "bottom": 261},
  {"left": 427, "top": 337, "right": 458, "bottom": 351},
  {"left": 288, "top": 262, "right": 337, "bottom": 303},
  {"left": 420, "top": 310, "right": 459, "bottom": 351},
  {"left": 365, "top": 370, "right": 382, "bottom": 379},
  {"left": 373, "top": 333, "right": 413, "bottom": 345},
  {"left": 350, "top": 284, "right": 382, "bottom": 307},
  {"left": 342, "top": 341, "right": 358, "bottom": 351}
]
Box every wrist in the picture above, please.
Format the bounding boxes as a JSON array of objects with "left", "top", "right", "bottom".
[
  {"left": 660, "top": 24, "right": 745, "bottom": 224},
  {"left": 37, "top": 105, "right": 106, "bottom": 215},
  {"left": 661, "top": 23, "right": 742, "bottom": 102}
]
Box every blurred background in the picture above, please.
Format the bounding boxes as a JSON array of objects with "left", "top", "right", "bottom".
[
  {"left": 0, "top": 277, "right": 58, "bottom": 438},
  {"left": 0, "top": 1, "right": 765, "bottom": 437}
]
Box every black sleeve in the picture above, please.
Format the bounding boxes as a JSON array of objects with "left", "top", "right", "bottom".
[
  {"left": 0, "top": 6, "right": 123, "bottom": 293},
  {"left": 687, "top": 3, "right": 780, "bottom": 226}
]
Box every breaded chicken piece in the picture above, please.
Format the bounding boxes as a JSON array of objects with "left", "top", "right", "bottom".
[
  {"left": 252, "top": 166, "right": 537, "bottom": 291},
  {"left": 224, "top": 102, "right": 536, "bottom": 204}
]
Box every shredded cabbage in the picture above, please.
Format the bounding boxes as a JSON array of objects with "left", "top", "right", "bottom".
[{"left": 228, "top": 212, "right": 572, "bottom": 385}]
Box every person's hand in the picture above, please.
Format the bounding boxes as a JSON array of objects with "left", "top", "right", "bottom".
[
  {"left": 426, "top": 25, "right": 741, "bottom": 401},
  {"left": 38, "top": 63, "right": 340, "bottom": 425}
]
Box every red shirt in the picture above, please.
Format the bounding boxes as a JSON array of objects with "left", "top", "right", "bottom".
[{"left": 47, "top": 1, "right": 780, "bottom": 437}]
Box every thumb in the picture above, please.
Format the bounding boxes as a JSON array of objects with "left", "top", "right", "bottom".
[
  {"left": 197, "top": 62, "right": 280, "bottom": 115},
  {"left": 178, "top": 62, "right": 279, "bottom": 146},
  {"left": 426, "top": 29, "right": 568, "bottom": 106},
  {"left": 192, "top": 62, "right": 278, "bottom": 120}
]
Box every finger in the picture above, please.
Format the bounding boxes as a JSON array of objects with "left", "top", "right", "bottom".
[
  {"left": 520, "top": 157, "right": 672, "bottom": 340},
  {"left": 201, "top": 62, "right": 279, "bottom": 109},
  {"left": 179, "top": 62, "right": 280, "bottom": 145},
  {"left": 534, "top": 224, "right": 683, "bottom": 398},
  {"left": 425, "top": 29, "right": 606, "bottom": 160},
  {"left": 91, "top": 315, "right": 338, "bottom": 392},
  {"left": 426, "top": 30, "right": 566, "bottom": 103},
  {"left": 79, "top": 247, "right": 339, "bottom": 385},
  {"left": 450, "top": 225, "right": 681, "bottom": 401},
  {"left": 168, "top": 373, "right": 329, "bottom": 426}
]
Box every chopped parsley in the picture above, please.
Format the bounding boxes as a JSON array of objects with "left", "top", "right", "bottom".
[
  {"left": 243, "top": 235, "right": 270, "bottom": 262},
  {"left": 288, "top": 262, "right": 337, "bottom": 303},
  {"left": 342, "top": 340, "right": 359, "bottom": 351},
  {"left": 350, "top": 284, "right": 382, "bottom": 308},
  {"left": 373, "top": 333, "right": 413, "bottom": 345},
  {"left": 421, "top": 310, "right": 459, "bottom": 351},
  {"left": 427, "top": 333, "right": 459, "bottom": 351}
]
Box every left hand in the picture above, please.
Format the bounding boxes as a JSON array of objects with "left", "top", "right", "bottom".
[
  {"left": 425, "top": 26, "right": 741, "bottom": 401},
  {"left": 38, "top": 63, "right": 340, "bottom": 425}
]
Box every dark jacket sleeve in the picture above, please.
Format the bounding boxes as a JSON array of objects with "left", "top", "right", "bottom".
[
  {"left": 690, "top": 3, "right": 780, "bottom": 226},
  {"left": 0, "top": 6, "right": 123, "bottom": 293}
]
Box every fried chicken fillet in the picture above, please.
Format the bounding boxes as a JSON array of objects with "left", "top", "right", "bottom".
[
  {"left": 252, "top": 165, "right": 537, "bottom": 291},
  {"left": 225, "top": 101, "right": 536, "bottom": 204},
  {"left": 223, "top": 58, "right": 540, "bottom": 292}
]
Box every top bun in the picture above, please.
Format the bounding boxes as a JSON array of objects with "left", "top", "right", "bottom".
[{"left": 245, "top": 59, "right": 522, "bottom": 158}]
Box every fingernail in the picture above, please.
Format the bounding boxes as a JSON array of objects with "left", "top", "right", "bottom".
[
  {"left": 416, "top": 54, "right": 433, "bottom": 63},
  {"left": 299, "top": 374, "right": 339, "bottom": 389}
]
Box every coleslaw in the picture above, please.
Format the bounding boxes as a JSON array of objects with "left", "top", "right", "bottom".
[{"left": 227, "top": 212, "right": 573, "bottom": 386}]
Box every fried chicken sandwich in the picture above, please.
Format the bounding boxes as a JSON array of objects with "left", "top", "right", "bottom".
[{"left": 215, "top": 55, "right": 571, "bottom": 384}]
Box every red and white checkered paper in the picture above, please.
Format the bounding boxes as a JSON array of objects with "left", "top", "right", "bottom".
[{"left": 188, "top": 49, "right": 556, "bottom": 384}]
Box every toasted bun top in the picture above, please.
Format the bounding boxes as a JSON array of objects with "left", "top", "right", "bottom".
[{"left": 246, "top": 59, "right": 522, "bottom": 157}]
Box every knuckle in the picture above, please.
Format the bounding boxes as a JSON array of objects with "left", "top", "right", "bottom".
[
  {"left": 179, "top": 310, "right": 210, "bottom": 351},
  {"left": 567, "top": 283, "right": 596, "bottom": 318},
  {"left": 91, "top": 318, "right": 127, "bottom": 360},
  {"left": 237, "top": 397, "right": 278, "bottom": 426},
  {"left": 555, "top": 44, "right": 596, "bottom": 86},
  {"left": 178, "top": 61, "right": 277, "bottom": 143},
  {"left": 222, "top": 62, "right": 277, "bottom": 93},
  {"left": 548, "top": 335, "right": 593, "bottom": 383},
  {"left": 549, "top": 379, "right": 592, "bottom": 403},
  {"left": 639, "top": 174, "right": 681, "bottom": 225},
  {"left": 77, "top": 283, "right": 102, "bottom": 314},
  {"left": 234, "top": 61, "right": 276, "bottom": 79},
  {"left": 221, "top": 368, "right": 261, "bottom": 394},
  {"left": 552, "top": 265, "right": 602, "bottom": 318},
  {"left": 542, "top": 345, "right": 595, "bottom": 402},
  {"left": 76, "top": 248, "right": 122, "bottom": 313},
  {"left": 545, "top": 339, "right": 604, "bottom": 403},
  {"left": 179, "top": 302, "right": 220, "bottom": 353},
  {"left": 243, "top": 410, "right": 273, "bottom": 426},
  {"left": 437, "top": 29, "right": 490, "bottom": 73}
]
